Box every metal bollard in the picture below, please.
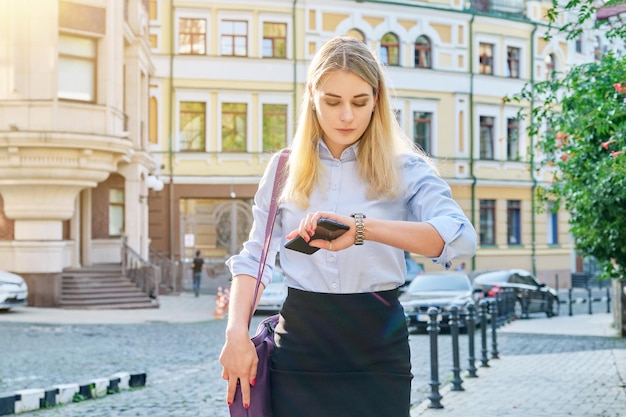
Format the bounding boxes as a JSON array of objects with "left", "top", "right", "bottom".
[
  {"left": 479, "top": 299, "right": 490, "bottom": 367},
  {"left": 466, "top": 303, "right": 478, "bottom": 378},
  {"left": 490, "top": 299, "right": 499, "bottom": 359},
  {"left": 500, "top": 290, "right": 508, "bottom": 323},
  {"left": 449, "top": 306, "right": 464, "bottom": 391},
  {"left": 427, "top": 306, "right": 443, "bottom": 409}
]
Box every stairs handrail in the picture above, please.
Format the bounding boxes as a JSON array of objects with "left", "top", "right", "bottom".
[
  {"left": 121, "top": 237, "right": 161, "bottom": 301},
  {"left": 149, "top": 247, "right": 181, "bottom": 294}
]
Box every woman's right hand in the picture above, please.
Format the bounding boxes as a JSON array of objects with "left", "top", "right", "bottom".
[{"left": 219, "top": 327, "right": 259, "bottom": 409}]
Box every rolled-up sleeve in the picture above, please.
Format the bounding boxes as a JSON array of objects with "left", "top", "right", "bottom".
[
  {"left": 403, "top": 155, "right": 477, "bottom": 269},
  {"left": 225, "top": 153, "right": 283, "bottom": 287}
]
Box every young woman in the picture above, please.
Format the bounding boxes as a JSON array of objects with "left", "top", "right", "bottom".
[{"left": 219, "top": 36, "right": 477, "bottom": 417}]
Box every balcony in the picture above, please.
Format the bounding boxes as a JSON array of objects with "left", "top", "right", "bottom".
[{"left": 469, "top": 0, "right": 526, "bottom": 17}]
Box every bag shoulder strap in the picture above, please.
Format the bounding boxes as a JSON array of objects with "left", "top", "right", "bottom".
[{"left": 248, "top": 149, "right": 289, "bottom": 327}]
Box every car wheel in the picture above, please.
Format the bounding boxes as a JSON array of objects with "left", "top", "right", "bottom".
[
  {"left": 513, "top": 299, "right": 524, "bottom": 320},
  {"left": 547, "top": 296, "right": 560, "bottom": 318}
]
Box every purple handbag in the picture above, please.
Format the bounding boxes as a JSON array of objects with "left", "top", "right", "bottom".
[
  {"left": 230, "top": 313, "right": 279, "bottom": 417},
  {"left": 229, "top": 150, "right": 288, "bottom": 417}
]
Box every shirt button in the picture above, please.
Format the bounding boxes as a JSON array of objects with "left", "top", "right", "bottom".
[
  {"left": 332, "top": 282, "right": 338, "bottom": 289},
  {"left": 329, "top": 256, "right": 336, "bottom": 262}
]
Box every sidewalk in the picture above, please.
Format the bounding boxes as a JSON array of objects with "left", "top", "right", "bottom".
[
  {"left": 411, "top": 313, "right": 626, "bottom": 417},
  {"left": 0, "top": 292, "right": 218, "bottom": 324}
]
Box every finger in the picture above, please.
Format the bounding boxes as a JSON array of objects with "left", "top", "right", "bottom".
[
  {"left": 226, "top": 377, "right": 237, "bottom": 406},
  {"left": 249, "top": 355, "right": 259, "bottom": 387},
  {"left": 239, "top": 377, "right": 252, "bottom": 410},
  {"left": 299, "top": 218, "right": 313, "bottom": 238}
]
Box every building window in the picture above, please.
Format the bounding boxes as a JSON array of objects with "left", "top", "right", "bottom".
[
  {"left": 414, "top": 35, "right": 432, "bottom": 68},
  {"left": 222, "top": 103, "right": 247, "bottom": 152},
  {"left": 179, "top": 101, "right": 206, "bottom": 151},
  {"left": 179, "top": 18, "right": 206, "bottom": 55},
  {"left": 413, "top": 112, "right": 432, "bottom": 154},
  {"left": 547, "top": 204, "right": 558, "bottom": 244},
  {"left": 109, "top": 188, "right": 125, "bottom": 237},
  {"left": 479, "top": 43, "right": 494, "bottom": 75},
  {"left": 262, "top": 22, "right": 287, "bottom": 58},
  {"left": 149, "top": 97, "right": 158, "bottom": 144},
  {"left": 380, "top": 32, "right": 400, "bottom": 66},
  {"left": 507, "top": 200, "right": 521, "bottom": 245},
  {"left": 479, "top": 199, "right": 496, "bottom": 245},
  {"left": 594, "top": 36, "right": 602, "bottom": 62},
  {"left": 575, "top": 35, "right": 583, "bottom": 54},
  {"left": 58, "top": 34, "right": 96, "bottom": 102},
  {"left": 263, "top": 104, "right": 288, "bottom": 151},
  {"left": 479, "top": 116, "right": 495, "bottom": 160},
  {"left": 346, "top": 28, "right": 365, "bottom": 42},
  {"left": 545, "top": 53, "right": 556, "bottom": 80},
  {"left": 221, "top": 20, "right": 248, "bottom": 57},
  {"left": 149, "top": 0, "right": 158, "bottom": 20},
  {"left": 506, "top": 47, "right": 520, "bottom": 78},
  {"left": 506, "top": 118, "right": 520, "bottom": 160}
]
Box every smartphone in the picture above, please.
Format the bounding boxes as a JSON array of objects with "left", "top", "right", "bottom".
[{"left": 284, "top": 218, "right": 350, "bottom": 255}]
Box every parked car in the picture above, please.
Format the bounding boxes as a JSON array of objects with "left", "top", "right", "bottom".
[
  {"left": 0, "top": 270, "right": 28, "bottom": 310},
  {"left": 400, "top": 271, "right": 477, "bottom": 333},
  {"left": 256, "top": 266, "right": 288, "bottom": 314},
  {"left": 472, "top": 269, "right": 559, "bottom": 318}
]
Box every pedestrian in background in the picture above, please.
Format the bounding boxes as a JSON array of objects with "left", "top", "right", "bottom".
[
  {"left": 190, "top": 250, "right": 204, "bottom": 297},
  {"left": 219, "top": 36, "right": 477, "bottom": 417}
]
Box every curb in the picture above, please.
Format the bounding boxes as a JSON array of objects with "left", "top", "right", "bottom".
[{"left": 0, "top": 372, "right": 146, "bottom": 416}]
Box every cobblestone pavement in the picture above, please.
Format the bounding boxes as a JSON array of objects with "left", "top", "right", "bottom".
[{"left": 1, "top": 297, "right": 623, "bottom": 417}]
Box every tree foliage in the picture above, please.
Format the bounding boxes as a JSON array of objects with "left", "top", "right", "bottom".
[
  {"left": 546, "top": 0, "right": 626, "bottom": 41},
  {"left": 510, "top": 49, "right": 626, "bottom": 279}
]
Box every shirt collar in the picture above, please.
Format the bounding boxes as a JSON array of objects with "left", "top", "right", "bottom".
[{"left": 317, "top": 139, "right": 359, "bottom": 162}]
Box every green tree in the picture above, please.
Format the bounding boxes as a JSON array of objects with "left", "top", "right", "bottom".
[
  {"left": 510, "top": 4, "right": 626, "bottom": 280},
  {"left": 545, "top": 0, "right": 626, "bottom": 41}
]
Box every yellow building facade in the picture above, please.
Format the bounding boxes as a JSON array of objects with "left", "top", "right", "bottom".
[{"left": 146, "top": 0, "right": 614, "bottom": 288}]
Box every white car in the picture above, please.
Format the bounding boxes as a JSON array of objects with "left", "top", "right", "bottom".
[
  {"left": 0, "top": 270, "right": 29, "bottom": 310},
  {"left": 256, "top": 266, "right": 287, "bottom": 314}
]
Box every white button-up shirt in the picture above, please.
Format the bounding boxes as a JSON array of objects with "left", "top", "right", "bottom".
[{"left": 226, "top": 141, "right": 477, "bottom": 293}]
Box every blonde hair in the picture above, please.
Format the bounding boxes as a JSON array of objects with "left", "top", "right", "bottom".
[{"left": 282, "top": 36, "right": 425, "bottom": 208}]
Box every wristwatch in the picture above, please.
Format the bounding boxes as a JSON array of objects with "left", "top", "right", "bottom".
[{"left": 351, "top": 213, "right": 366, "bottom": 245}]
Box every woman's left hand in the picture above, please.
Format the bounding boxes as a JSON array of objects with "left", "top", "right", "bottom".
[{"left": 285, "top": 211, "right": 357, "bottom": 252}]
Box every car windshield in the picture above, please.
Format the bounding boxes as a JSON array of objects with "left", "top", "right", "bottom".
[
  {"left": 407, "top": 274, "right": 471, "bottom": 292},
  {"left": 474, "top": 271, "right": 508, "bottom": 283}
]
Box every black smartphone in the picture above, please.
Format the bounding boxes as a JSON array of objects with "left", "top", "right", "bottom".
[{"left": 284, "top": 218, "right": 350, "bottom": 255}]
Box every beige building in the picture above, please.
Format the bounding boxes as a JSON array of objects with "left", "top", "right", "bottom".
[
  {"left": 1, "top": 0, "right": 617, "bottom": 306},
  {"left": 0, "top": 0, "right": 156, "bottom": 306}
]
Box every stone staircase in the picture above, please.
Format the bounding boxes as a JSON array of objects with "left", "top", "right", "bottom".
[{"left": 60, "top": 264, "right": 158, "bottom": 309}]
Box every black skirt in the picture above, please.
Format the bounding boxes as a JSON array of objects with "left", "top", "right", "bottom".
[{"left": 270, "top": 287, "right": 412, "bottom": 417}]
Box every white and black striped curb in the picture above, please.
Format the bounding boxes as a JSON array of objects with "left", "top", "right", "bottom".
[{"left": 0, "top": 372, "right": 146, "bottom": 415}]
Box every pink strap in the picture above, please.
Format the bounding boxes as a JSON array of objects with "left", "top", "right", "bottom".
[{"left": 248, "top": 149, "right": 289, "bottom": 327}]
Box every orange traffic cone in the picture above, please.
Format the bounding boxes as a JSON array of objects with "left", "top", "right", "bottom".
[
  {"left": 223, "top": 287, "right": 231, "bottom": 316},
  {"left": 214, "top": 286, "right": 225, "bottom": 319}
]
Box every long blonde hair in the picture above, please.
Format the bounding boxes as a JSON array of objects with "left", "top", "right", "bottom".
[{"left": 282, "top": 36, "right": 422, "bottom": 208}]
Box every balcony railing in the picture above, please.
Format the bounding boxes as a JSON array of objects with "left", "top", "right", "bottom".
[{"left": 469, "top": 0, "right": 526, "bottom": 16}]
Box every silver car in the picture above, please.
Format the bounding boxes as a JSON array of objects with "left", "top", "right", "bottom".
[{"left": 0, "top": 270, "right": 28, "bottom": 310}]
